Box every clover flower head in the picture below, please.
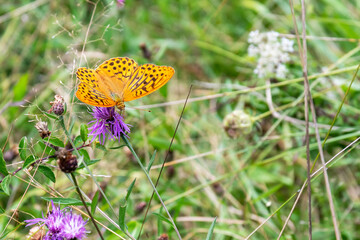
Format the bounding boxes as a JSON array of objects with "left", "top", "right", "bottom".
[
  {"left": 88, "top": 107, "right": 131, "bottom": 145},
  {"left": 248, "top": 30, "right": 294, "bottom": 78}
]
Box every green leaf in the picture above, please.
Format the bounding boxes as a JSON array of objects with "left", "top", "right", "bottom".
[
  {"left": 91, "top": 191, "right": 99, "bottom": 215},
  {"left": 73, "top": 135, "right": 84, "bottom": 148},
  {"left": 1, "top": 175, "right": 11, "bottom": 195},
  {"left": 38, "top": 165, "right": 56, "bottom": 183},
  {"left": 109, "top": 145, "right": 126, "bottom": 150},
  {"left": 22, "top": 155, "right": 36, "bottom": 169},
  {"left": 152, "top": 213, "right": 174, "bottom": 229},
  {"left": 147, "top": 150, "right": 157, "bottom": 172},
  {"left": 44, "top": 112, "right": 59, "bottom": 120},
  {"left": 119, "top": 179, "right": 136, "bottom": 231},
  {"left": 95, "top": 143, "right": 107, "bottom": 151},
  {"left": 13, "top": 73, "right": 29, "bottom": 101},
  {"left": 119, "top": 199, "right": 127, "bottom": 231},
  {"left": 43, "top": 137, "right": 65, "bottom": 148},
  {"left": 0, "top": 151, "right": 9, "bottom": 176},
  {"left": 78, "top": 149, "right": 90, "bottom": 163},
  {"left": 37, "top": 141, "right": 56, "bottom": 155},
  {"left": 19, "top": 136, "right": 27, "bottom": 161},
  {"left": 126, "top": 179, "right": 136, "bottom": 201},
  {"left": 205, "top": 217, "right": 217, "bottom": 240},
  {"left": 42, "top": 197, "right": 89, "bottom": 206},
  {"left": 80, "top": 124, "right": 88, "bottom": 142},
  {"left": 78, "top": 159, "right": 100, "bottom": 169},
  {"left": 0, "top": 205, "right": 4, "bottom": 214},
  {"left": 63, "top": 102, "right": 68, "bottom": 115}
]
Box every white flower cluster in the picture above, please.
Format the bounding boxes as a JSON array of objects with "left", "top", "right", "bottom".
[{"left": 248, "top": 30, "right": 294, "bottom": 78}]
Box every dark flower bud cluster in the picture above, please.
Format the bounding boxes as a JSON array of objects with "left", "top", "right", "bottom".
[
  {"left": 48, "top": 95, "right": 65, "bottom": 116},
  {"left": 57, "top": 148, "right": 78, "bottom": 173}
]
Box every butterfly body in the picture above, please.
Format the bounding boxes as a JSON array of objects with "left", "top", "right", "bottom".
[{"left": 76, "top": 57, "right": 174, "bottom": 111}]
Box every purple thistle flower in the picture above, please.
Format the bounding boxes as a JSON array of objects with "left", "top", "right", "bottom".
[
  {"left": 88, "top": 107, "right": 131, "bottom": 145},
  {"left": 25, "top": 201, "right": 63, "bottom": 230},
  {"left": 25, "top": 201, "right": 88, "bottom": 239},
  {"left": 60, "top": 211, "right": 88, "bottom": 240},
  {"left": 46, "top": 201, "right": 64, "bottom": 234}
]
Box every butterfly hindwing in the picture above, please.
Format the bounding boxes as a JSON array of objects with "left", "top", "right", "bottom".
[{"left": 123, "top": 64, "right": 175, "bottom": 102}]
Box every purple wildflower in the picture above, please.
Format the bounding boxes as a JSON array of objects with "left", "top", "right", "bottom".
[
  {"left": 46, "top": 201, "right": 64, "bottom": 234},
  {"left": 25, "top": 201, "right": 64, "bottom": 239},
  {"left": 25, "top": 201, "right": 88, "bottom": 239},
  {"left": 88, "top": 107, "right": 131, "bottom": 145},
  {"left": 60, "top": 211, "right": 88, "bottom": 240},
  {"left": 117, "top": 0, "right": 125, "bottom": 8}
]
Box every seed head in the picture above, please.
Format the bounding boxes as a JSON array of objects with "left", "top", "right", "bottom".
[
  {"left": 223, "top": 110, "right": 252, "bottom": 138},
  {"left": 35, "top": 121, "right": 51, "bottom": 139}
]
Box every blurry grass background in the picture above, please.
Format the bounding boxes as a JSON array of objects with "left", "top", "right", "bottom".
[{"left": 1, "top": 0, "right": 360, "bottom": 239}]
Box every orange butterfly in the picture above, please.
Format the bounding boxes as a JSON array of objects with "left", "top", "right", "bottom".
[{"left": 76, "top": 57, "right": 174, "bottom": 111}]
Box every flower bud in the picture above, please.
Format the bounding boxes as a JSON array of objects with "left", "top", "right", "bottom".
[
  {"left": 35, "top": 121, "right": 51, "bottom": 139},
  {"left": 223, "top": 110, "right": 252, "bottom": 138},
  {"left": 158, "top": 234, "right": 169, "bottom": 240},
  {"left": 26, "top": 226, "right": 46, "bottom": 240},
  {"left": 3, "top": 146, "right": 19, "bottom": 163},
  {"left": 48, "top": 95, "right": 65, "bottom": 116},
  {"left": 57, "top": 149, "right": 78, "bottom": 173},
  {"left": 135, "top": 201, "right": 147, "bottom": 214}
]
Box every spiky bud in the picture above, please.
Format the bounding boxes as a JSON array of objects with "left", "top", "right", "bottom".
[
  {"left": 48, "top": 95, "right": 65, "bottom": 116},
  {"left": 57, "top": 148, "right": 78, "bottom": 173},
  {"left": 223, "top": 110, "right": 252, "bottom": 138},
  {"left": 35, "top": 121, "right": 51, "bottom": 139}
]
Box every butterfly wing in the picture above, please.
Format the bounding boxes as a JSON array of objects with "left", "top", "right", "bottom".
[
  {"left": 95, "top": 57, "right": 138, "bottom": 96},
  {"left": 76, "top": 82, "right": 116, "bottom": 107},
  {"left": 76, "top": 67, "right": 115, "bottom": 107},
  {"left": 122, "top": 64, "right": 175, "bottom": 102}
]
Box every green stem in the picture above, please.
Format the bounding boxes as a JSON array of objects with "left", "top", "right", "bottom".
[
  {"left": 59, "top": 116, "right": 135, "bottom": 239},
  {"left": 121, "top": 135, "right": 182, "bottom": 240},
  {"left": 71, "top": 173, "right": 104, "bottom": 240}
]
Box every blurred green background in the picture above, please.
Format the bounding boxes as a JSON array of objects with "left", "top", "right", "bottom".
[{"left": 1, "top": 0, "right": 360, "bottom": 239}]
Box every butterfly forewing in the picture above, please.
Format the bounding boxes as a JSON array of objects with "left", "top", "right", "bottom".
[
  {"left": 95, "top": 57, "right": 138, "bottom": 95},
  {"left": 76, "top": 82, "right": 116, "bottom": 107},
  {"left": 123, "top": 64, "right": 175, "bottom": 102}
]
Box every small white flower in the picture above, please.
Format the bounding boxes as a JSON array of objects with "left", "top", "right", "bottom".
[
  {"left": 248, "top": 30, "right": 261, "bottom": 44},
  {"left": 248, "top": 44, "right": 259, "bottom": 56},
  {"left": 276, "top": 64, "right": 287, "bottom": 78},
  {"left": 281, "top": 38, "right": 294, "bottom": 52},
  {"left": 247, "top": 30, "right": 294, "bottom": 79}
]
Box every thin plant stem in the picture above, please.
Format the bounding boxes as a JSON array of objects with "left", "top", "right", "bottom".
[
  {"left": 70, "top": 173, "right": 104, "bottom": 240},
  {"left": 121, "top": 135, "right": 182, "bottom": 240},
  {"left": 138, "top": 85, "right": 192, "bottom": 239},
  {"left": 299, "top": 0, "right": 312, "bottom": 238}
]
